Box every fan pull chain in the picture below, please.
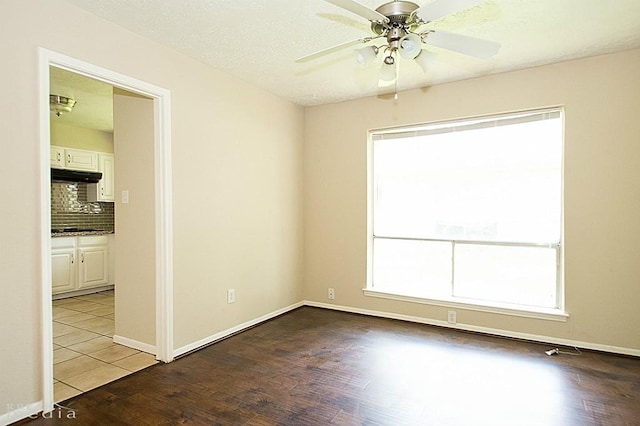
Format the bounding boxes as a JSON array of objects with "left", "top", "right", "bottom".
[{"left": 394, "top": 74, "right": 398, "bottom": 101}]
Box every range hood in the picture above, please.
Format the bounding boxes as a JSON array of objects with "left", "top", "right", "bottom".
[{"left": 51, "top": 168, "right": 102, "bottom": 183}]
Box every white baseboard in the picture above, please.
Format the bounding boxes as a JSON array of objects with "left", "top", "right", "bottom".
[
  {"left": 52, "top": 285, "right": 114, "bottom": 300},
  {"left": 173, "top": 301, "right": 304, "bottom": 358},
  {"left": 303, "top": 300, "right": 640, "bottom": 358},
  {"left": 113, "top": 335, "right": 157, "bottom": 356},
  {"left": 0, "top": 401, "right": 42, "bottom": 426}
]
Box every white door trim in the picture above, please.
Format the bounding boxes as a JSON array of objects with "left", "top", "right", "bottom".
[{"left": 39, "top": 48, "right": 174, "bottom": 413}]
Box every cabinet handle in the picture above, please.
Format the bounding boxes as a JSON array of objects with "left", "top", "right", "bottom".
[
  {"left": 67, "top": 154, "right": 71, "bottom": 163},
  {"left": 57, "top": 152, "right": 61, "bottom": 162},
  {"left": 71, "top": 254, "right": 74, "bottom": 264},
  {"left": 81, "top": 253, "right": 85, "bottom": 263}
]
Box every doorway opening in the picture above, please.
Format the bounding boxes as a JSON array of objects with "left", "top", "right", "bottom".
[
  {"left": 39, "top": 49, "right": 174, "bottom": 413},
  {"left": 50, "top": 68, "right": 155, "bottom": 402}
]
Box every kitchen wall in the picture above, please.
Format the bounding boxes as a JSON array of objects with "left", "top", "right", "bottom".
[
  {"left": 0, "top": 0, "right": 303, "bottom": 420},
  {"left": 303, "top": 48, "right": 640, "bottom": 354},
  {"left": 50, "top": 121, "right": 114, "bottom": 153}
]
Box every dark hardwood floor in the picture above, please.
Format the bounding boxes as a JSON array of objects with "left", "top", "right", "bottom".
[{"left": 19, "top": 307, "right": 640, "bottom": 425}]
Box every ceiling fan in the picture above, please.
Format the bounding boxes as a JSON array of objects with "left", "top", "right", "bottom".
[{"left": 296, "top": 0, "right": 500, "bottom": 85}]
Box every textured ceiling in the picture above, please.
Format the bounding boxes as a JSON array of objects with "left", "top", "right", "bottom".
[
  {"left": 50, "top": 67, "right": 113, "bottom": 133},
  {"left": 55, "top": 0, "right": 640, "bottom": 131}
]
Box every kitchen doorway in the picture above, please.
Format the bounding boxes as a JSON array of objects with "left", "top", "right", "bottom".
[
  {"left": 39, "top": 49, "right": 174, "bottom": 413},
  {"left": 49, "top": 69, "right": 151, "bottom": 402}
]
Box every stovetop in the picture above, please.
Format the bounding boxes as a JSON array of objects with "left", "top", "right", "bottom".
[{"left": 51, "top": 228, "right": 113, "bottom": 236}]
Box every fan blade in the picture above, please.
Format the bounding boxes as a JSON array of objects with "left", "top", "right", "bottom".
[
  {"left": 324, "top": 0, "right": 389, "bottom": 23},
  {"left": 426, "top": 30, "right": 500, "bottom": 59},
  {"left": 414, "top": 0, "right": 486, "bottom": 22},
  {"left": 295, "top": 38, "right": 366, "bottom": 63}
]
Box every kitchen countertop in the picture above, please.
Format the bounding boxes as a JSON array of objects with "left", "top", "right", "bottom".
[{"left": 51, "top": 230, "right": 115, "bottom": 237}]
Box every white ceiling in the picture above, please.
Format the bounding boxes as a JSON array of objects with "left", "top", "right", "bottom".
[{"left": 55, "top": 0, "right": 640, "bottom": 131}]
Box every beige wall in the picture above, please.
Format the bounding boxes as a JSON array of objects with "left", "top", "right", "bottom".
[
  {"left": 113, "top": 91, "right": 156, "bottom": 346},
  {"left": 303, "top": 48, "right": 640, "bottom": 352},
  {"left": 0, "top": 0, "right": 303, "bottom": 417},
  {"left": 2, "top": 0, "right": 638, "bottom": 420},
  {"left": 50, "top": 121, "right": 114, "bottom": 153}
]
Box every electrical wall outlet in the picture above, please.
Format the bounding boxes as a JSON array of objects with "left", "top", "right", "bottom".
[
  {"left": 328, "top": 288, "right": 335, "bottom": 300},
  {"left": 447, "top": 310, "right": 457, "bottom": 324},
  {"left": 227, "top": 289, "right": 236, "bottom": 304}
]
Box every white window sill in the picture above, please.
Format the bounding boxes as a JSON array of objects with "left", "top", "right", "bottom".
[{"left": 363, "top": 288, "right": 569, "bottom": 322}]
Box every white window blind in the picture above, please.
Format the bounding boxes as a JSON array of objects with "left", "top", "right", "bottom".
[{"left": 369, "top": 108, "right": 563, "bottom": 311}]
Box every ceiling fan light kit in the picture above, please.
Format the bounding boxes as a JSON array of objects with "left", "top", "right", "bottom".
[
  {"left": 355, "top": 45, "right": 379, "bottom": 65},
  {"left": 379, "top": 61, "right": 397, "bottom": 81},
  {"left": 414, "top": 49, "right": 437, "bottom": 73},
  {"left": 297, "top": 0, "right": 500, "bottom": 89},
  {"left": 399, "top": 33, "right": 422, "bottom": 59}
]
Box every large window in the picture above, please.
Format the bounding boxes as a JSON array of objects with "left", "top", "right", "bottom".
[{"left": 369, "top": 108, "right": 563, "bottom": 314}]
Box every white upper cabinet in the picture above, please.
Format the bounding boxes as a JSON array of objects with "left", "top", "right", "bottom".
[
  {"left": 88, "top": 153, "right": 115, "bottom": 202},
  {"left": 50, "top": 146, "right": 99, "bottom": 171},
  {"left": 65, "top": 148, "right": 98, "bottom": 171},
  {"left": 50, "top": 146, "right": 65, "bottom": 169}
]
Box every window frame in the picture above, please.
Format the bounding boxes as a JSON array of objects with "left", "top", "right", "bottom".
[{"left": 365, "top": 108, "right": 567, "bottom": 321}]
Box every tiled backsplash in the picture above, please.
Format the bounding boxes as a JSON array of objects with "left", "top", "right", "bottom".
[{"left": 51, "top": 182, "right": 114, "bottom": 231}]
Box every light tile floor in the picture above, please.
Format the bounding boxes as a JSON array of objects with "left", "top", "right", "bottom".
[{"left": 52, "top": 290, "right": 157, "bottom": 402}]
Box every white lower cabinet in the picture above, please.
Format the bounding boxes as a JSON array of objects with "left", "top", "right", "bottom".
[
  {"left": 52, "top": 239, "right": 76, "bottom": 294},
  {"left": 78, "top": 242, "right": 109, "bottom": 289},
  {"left": 52, "top": 235, "right": 111, "bottom": 295}
]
